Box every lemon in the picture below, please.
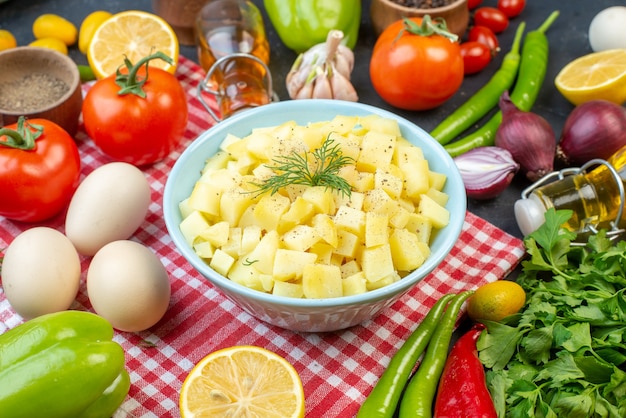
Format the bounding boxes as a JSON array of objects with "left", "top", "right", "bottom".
[
  {"left": 29, "top": 37, "right": 69, "bottom": 55},
  {"left": 467, "top": 280, "right": 526, "bottom": 322},
  {"left": 32, "top": 13, "right": 78, "bottom": 46},
  {"left": 179, "top": 345, "right": 305, "bottom": 418},
  {"left": 78, "top": 10, "right": 112, "bottom": 55},
  {"left": 87, "top": 10, "right": 179, "bottom": 79},
  {"left": 0, "top": 29, "right": 17, "bottom": 51},
  {"left": 554, "top": 49, "right": 626, "bottom": 105}
]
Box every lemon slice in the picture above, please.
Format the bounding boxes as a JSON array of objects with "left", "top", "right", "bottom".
[
  {"left": 179, "top": 345, "right": 306, "bottom": 418},
  {"left": 87, "top": 10, "right": 179, "bottom": 79},
  {"left": 555, "top": 48, "right": 626, "bottom": 105}
]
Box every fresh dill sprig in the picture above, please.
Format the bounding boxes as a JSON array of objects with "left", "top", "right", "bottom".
[{"left": 252, "top": 135, "right": 354, "bottom": 197}]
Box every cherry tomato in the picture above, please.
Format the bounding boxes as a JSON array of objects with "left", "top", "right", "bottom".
[
  {"left": 468, "top": 0, "right": 482, "bottom": 10},
  {"left": 473, "top": 7, "right": 510, "bottom": 33},
  {"left": 460, "top": 41, "right": 492, "bottom": 75},
  {"left": 497, "top": 0, "right": 526, "bottom": 18},
  {"left": 468, "top": 25, "right": 500, "bottom": 54},
  {"left": 370, "top": 17, "right": 464, "bottom": 111},
  {"left": 82, "top": 57, "right": 188, "bottom": 166},
  {"left": 0, "top": 118, "right": 81, "bottom": 222}
]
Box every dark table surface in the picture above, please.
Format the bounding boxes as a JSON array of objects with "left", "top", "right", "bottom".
[{"left": 0, "top": 0, "right": 621, "bottom": 240}]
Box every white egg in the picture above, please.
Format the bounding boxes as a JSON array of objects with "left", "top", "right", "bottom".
[
  {"left": 589, "top": 6, "right": 626, "bottom": 52},
  {"left": 65, "top": 162, "right": 151, "bottom": 256},
  {"left": 86, "top": 240, "right": 171, "bottom": 332},
  {"left": 2, "top": 227, "right": 81, "bottom": 319}
]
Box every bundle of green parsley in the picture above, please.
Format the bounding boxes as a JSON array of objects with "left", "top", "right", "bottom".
[{"left": 477, "top": 209, "right": 626, "bottom": 418}]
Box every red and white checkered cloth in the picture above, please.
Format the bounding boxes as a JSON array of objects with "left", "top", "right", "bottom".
[{"left": 0, "top": 56, "right": 526, "bottom": 417}]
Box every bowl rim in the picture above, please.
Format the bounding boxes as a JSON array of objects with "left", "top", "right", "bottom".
[
  {"left": 0, "top": 46, "right": 81, "bottom": 115},
  {"left": 164, "top": 99, "right": 466, "bottom": 308}
]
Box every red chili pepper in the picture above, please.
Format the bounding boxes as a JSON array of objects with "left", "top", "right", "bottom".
[{"left": 433, "top": 324, "right": 497, "bottom": 418}]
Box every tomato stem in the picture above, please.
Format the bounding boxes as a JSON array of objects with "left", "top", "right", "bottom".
[
  {"left": 398, "top": 15, "right": 459, "bottom": 43},
  {"left": 0, "top": 116, "right": 43, "bottom": 150},
  {"left": 115, "top": 51, "right": 174, "bottom": 98}
]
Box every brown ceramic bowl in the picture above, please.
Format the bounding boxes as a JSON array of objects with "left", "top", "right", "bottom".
[
  {"left": 0, "top": 46, "right": 82, "bottom": 136},
  {"left": 370, "top": 0, "right": 470, "bottom": 39}
]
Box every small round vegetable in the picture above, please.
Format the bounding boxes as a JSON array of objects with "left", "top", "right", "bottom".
[
  {"left": 497, "top": 0, "right": 526, "bottom": 18},
  {"left": 0, "top": 29, "right": 17, "bottom": 51},
  {"left": 87, "top": 240, "right": 171, "bottom": 332},
  {"left": 32, "top": 13, "right": 78, "bottom": 46},
  {"left": 78, "top": 10, "right": 112, "bottom": 55},
  {"left": 474, "top": 7, "right": 510, "bottom": 34},
  {"left": 467, "top": 25, "right": 500, "bottom": 54},
  {"left": 468, "top": 0, "right": 482, "bottom": 10},
  {"left": 0, "top": 118, "right": 81, "bottom": 222},
  {"left": 28, "top": 37, "right": 69, "bottom": 55},
  {"left": 467, "top": 280, "right": 526, "bottom": 322},
  {"left": 370, "top": 17, "right": 463, "bottom": 111},
  {"left": 588, "top": 6, "right": 626, "bottom": 52},
  {"left": 2, "top": 227, "right": 81, "bottom": 319},
  {"left": 82, "top": 51, "right": 188, "bottom": 166},
  {"left": 460, "top": 41, "right": 493, "bottom": 75}
]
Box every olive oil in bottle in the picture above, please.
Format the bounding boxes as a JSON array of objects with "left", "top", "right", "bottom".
[{"left": 515, "top": 145, "right": 626, "bottom": 236}]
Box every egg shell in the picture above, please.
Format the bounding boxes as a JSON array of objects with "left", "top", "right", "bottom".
[
  {"left": 86, "top": 240, "right": 171, "bottom": 332},
  {"left": 2, "top": 227, "right": 81, "bottom": 319},
  {"left": 588, "top": 7, "right": 626, "bottom": 52},
  {"left": 65, "top": 162, "right": 151, "bottom": 256}
]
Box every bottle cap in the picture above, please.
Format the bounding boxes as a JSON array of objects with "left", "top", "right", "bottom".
[{"left": 514, "top": 194, "right": 546, "bottom": 236}]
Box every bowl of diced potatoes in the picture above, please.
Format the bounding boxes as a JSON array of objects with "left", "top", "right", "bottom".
[{"left": 164, "top": 99, "right": 466, "bottom": 332}]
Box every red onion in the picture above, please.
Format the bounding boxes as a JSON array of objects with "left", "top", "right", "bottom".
[
  {"left": 495, "top": 91, "right": 556, "bottom": 182},
  {"left": 556, "top": 100, "right": 626, "bottom": 165},
  {"left": 454, "top": 146, "right": 519, "bottom": 200}
]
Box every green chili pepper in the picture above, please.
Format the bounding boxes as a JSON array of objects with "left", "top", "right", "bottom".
[
  {"left": 263, "top": 0, "right": 361, "bottom": 53},
  {"left": 0, "top": 311, "right": 129, "bottom": 418},
  {"left": 357, "top": 293, "right": 455, "bottom": 418},
  {"left": 444, "top": 11, "right": 560, "bottom": 157},
  {"left": 398, "top": 290, "right": 474, "bottom": 418},
  {"left": 430, "top": 21, "right": 526, "bottom": 146}
]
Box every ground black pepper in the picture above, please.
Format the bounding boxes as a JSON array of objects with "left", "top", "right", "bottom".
[
  {"left": 0, "top": 73, "right": 69, "bottom": 112},
  {"left": 390, "top": 0, "right": 456, "bottom": 7}
]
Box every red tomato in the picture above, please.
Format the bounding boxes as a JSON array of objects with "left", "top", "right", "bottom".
[
  {"left": 370, "top": 18, "right": 464, "bottom": 111},
  {"left": 473, "top": 7, "right": 510, "bottom": 33},
  {"left": 468, "top": 25, "right": 500, "bottom": 54},
  {"left": 82, "top": 65, "right": 188, "bottom": 166},
  {"left": 460, "top": 41, "right": 492, "bottom": 74},
  {"left": 468, "top": 0, "right": 482, "bottom": 9},
  {"left": 0, "top": 118, "right": 81, "bottom": 222},
  {"left": 497, "top": 0, "right": 526, "bottom": 18}
]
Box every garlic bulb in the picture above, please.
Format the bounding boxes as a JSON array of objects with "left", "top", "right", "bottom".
[{"left": 286, "top": 30, "right": 358, "bottom": 101}]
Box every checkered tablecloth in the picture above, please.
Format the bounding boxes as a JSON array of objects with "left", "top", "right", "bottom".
[{"left": 0, "top": 56, "right": 526, "bottom": 417}]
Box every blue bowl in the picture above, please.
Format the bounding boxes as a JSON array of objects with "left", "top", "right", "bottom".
[{"left": 164, "top": 99, "right": 466, "bottom": 332}]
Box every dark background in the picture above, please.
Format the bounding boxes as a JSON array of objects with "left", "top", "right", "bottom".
[{"left": 1, "top": 0, "right": 621, "bottom": 239}]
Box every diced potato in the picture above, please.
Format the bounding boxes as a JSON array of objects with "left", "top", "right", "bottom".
[
  {"left": 199, "top": 221, "right": 230, "bottom": 247},
  {"left": 273, "top": 281, "right": 304, "bottom": 298},
  {"left": 328, "top": 132, "right": 361, "bottom": 161},
  {"left": 426, "top": 187, "right": 449, "bottom": 207},
  {"left": 394, "top": 138, "right": 424, "bottom": 165},
  {"left": 178, "top": 198, "right": 194, "bottom": 220},
  {"left": 418, "top": 194, "right": 450, "bottom": 229},
  {"left": 237, "top": 204, "right": 257, "bottom": 228},
  {"left": 342, "top": 272, "right": 367, "bottom": 296},
  {"left": 193, "top": 240, "right": 214, "bottom": 259},
  {"left": 365, "top": 211, "right": 389, "bottom": 248},
  {"left": 363, "top": 188, "right": 396, "bottom": 214},
  {"left": 405, "top": 213, "right": 433, "bottom": 244},
  {"left": 388, "top": 203, "right": 411, "bottom": 229},
  {"left": 188, "top": 181, "right": 222, "bottom": 217},
  {"left": 402, "top": 159, "right": 430, "bottom": 198},
  {"left": 326, "top": 115, "right": 360, "bottom": 135},
  {"left": 229, "top": 259, "right": 265, "bottom": 292},
  {"left": 366, "top": 272, "right": 400, "bottom": 290},
  {"left": 340, "top": 259, "right": 361, "bottom": 278},
  {"left": 245, "top": 132, "right": 277, "bottom": 160},
  {"left": 272, "top": 249, "right": 317, "bottom": 282},
  {"left": 359, "top": 114, "right": 402, "bottom": 137},
  {"left": 278, "top": 197, "right": 315, "bottom": 234},
  {"left": 221, "top": 227, "right": 242, "bottom": 258},
  {"left": 200, "top": 150, "right": 231, "bottom": 174},
  {"left": 389, "top": 228, "right": 426, "bottom": 271},
  {"left": 352, "top": 171, "right": 375, "bottom": 193},
  {"left": 311, "top": 214, "right": 338, "bottom": 247},
  {"left": 334, "top": 229, "right": 360, "bottom": 258},
  {"left": 253, "top": 193, "right": 291, "bottom": 231},
  {"left": 429, "top": 170, "right": 447, "bottom": 191},
  {"left": 360, "top": 244, "right": 395, "bottom": 283},
  {"left": 198, "top": 166, "right": 242, "bottom": 188},
  {"left": 302, "top": 264, "right": 343, "bottom": 298},
  {"left": 292, "top": 125, "right": 324, "bottom": 150},
  {"left": 357, "top": 130, "right": 396, "bottom": 173},
  {"left": 333, "top": 189, "right": 364, "bottom": 211},
  {"left": 241, "top": 225, "right": 262, "bottom": 254},
  {"left": 309, "top": 242, "right": 334, "bottom": 265},
  {"left": 334, "top": 205, "right": 366, "bottom": 238},
  {"left": 244, "top": 230, "right": 280, "bottom": 274},
  {"left": 179, "top": 210, "right": 211, "bottom": 246},
  {"left": 375, "top": 167, "right": 403, "bottom": 199},
  {"left": 220, "top": 187, "right": 254, "bottom": 226},
  {"left": 302, "top": 186, "right": 334, "bottom": 214},
  {"left": 282, "top": 225, "right": 320, "bottom": 251},
  {"left": 210, "top": 249, "right": 235, "bottom": 276}
]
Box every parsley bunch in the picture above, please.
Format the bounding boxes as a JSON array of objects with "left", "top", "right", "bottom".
[{"left": 478, "top": 209, "right": 626, "bottom": 418}]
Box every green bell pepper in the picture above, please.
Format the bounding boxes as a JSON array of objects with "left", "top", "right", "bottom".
[
  {"left": 0, "top": 311, "right": 130, "bottom": 418},
  {"left": 264, "top": 0, "right": 361, "bottom": 53}
]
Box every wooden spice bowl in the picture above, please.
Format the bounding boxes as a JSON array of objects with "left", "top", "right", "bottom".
[
  {"left": 0, "top": 46, "right": 82, "bottom": 136},
  {"left": 370, "top": 0, "right": 470, "bottom": 39}
]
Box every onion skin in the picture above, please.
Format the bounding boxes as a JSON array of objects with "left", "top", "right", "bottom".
[
  {"left": 454, "top": 146, "right": 519, "bottom": 200},
  {"left": 495, "top": 91, "right": 556, "bottom": 182},
  {"left": 556, "top": 100, "right": 626, "bottom": 165}
]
